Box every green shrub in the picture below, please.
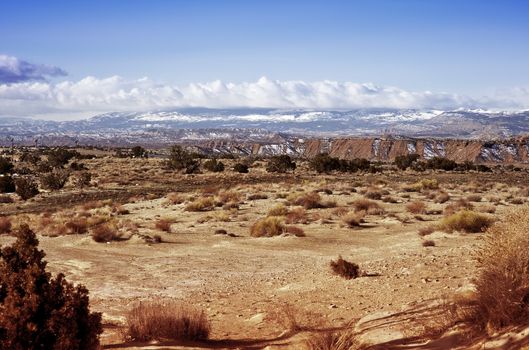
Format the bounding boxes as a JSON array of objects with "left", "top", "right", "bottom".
[
  {"left": 166, "top": 145, "right": 199, "bottom": 173},
  {"left": 46, "top": 148, "right": 79, "bottom": 168},
  {"left": 15, "top": 177, "right": 39, "bottom": 200},
  {"left": 233, "top": 163, "right": 249, "bottom": 173},
  {"left": 394, "top": 154, "right": 420, "bottom": 170},
  {"left": 0, "top": 175, "right": 15, "bottom": 193},
  {"left": 203, "top": 158, "right": 225, "bottom": 172},
  {"left": 0, "top": 225, "right": 102, "bottom": 349},
  {"left": 40, "top": 169, "right": 70, "bottom": 190},
  {"left": 266, "top": 155, "right": 296, "bottom": 173},
  {"left": 0, "top": 157, "right": 14, "bottom": 174}
]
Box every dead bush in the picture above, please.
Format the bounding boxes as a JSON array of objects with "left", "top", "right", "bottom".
[
  {"left": 250, "top": 217, "right": 284, "bottom": 237},
  {"left": 185, "top": 197, "right": 215, "bottom": 212},
  {"left": 509, "top": 198, "right": 525, "bottom": 205},
  {"left": 418, "top": 226, "right": 435, "bottom": 236},
  {"left": 65, "top": 218, "right": 88, "bottom": 234},
  {"left": 478, "top": 205, "right": 496, "bottom": 214},
  {"left": 342, "top": 211, "right": 365, "bottom": 227},
  {"left": 352, "top": 199, "right": 384, "bottom": 215},
  {"left": 248, "top": 193, "right": 268, "bottom": 200},
  {"left": 217, "top": 190, "right": 241, "bottom": 204},
  {"left": 439, "top": 210, "right": 494, "bottom": 233},
  {"left": 165, "top": 192, "right": 185, "bottom": 205},
  {"left": 466, "top": 194, "right": 482, "bottom": 202},
  {"left": 91, "top": 224, "right": 121, "bottom": 242},
  {"left": 434, "top": 192, "right": 450, "bottom": 204},
  {"left": 406, "top": 200, "right": 427, "bottom": 214},
  {"left": 0, "top": 217, "right": 12, "bottom": 234},
  {"left": 330, "top": 256, "right": 360, "bottom": 279},
  {"left": 268, "top": 204, "right": 288, "bottom": 217},
  {"left": 364, "top": 189, "right": 382, "bottom": 200},
  {"left": 444, "top": 198, "right": 474, "bottom": 215},
  {"left": 382, "top": 196, "right": 398, "bottom": 203},
  {"left": 73, "top": 171, "right": 92, "bottom": 188},
  {"left": 422, "top": 239, "right": 436, "bottom": 247},
  {"left": 124, "top": 300, "right": 210, "bottom": 342},
  {"left": 284, "top": 226, "right": 306, "bottom": 237},
  {"left": 0, "top": 195, "right": 13, "bottom": 203},
  {"left": 285, "top": 207, "right": 310, "bottom": 224},
  {"left": 155, "top": 219, "right": 171, "bottom": 232},
  {"left": 291, "top": 192, "right": 324, "bottom": 209},
  {"left": 331, "top": 207, "right": 349, "bottom": 217}
]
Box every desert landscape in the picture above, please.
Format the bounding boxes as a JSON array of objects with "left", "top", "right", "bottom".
[
  {"left": 2, "top": 1, "right": 529, "bottom": 349},
  {"left": 2, "top": 146, "right": 529, "bottom": 349}
]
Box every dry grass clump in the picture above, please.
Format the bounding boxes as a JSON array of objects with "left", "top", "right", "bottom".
[
  {"left": 155, "top": 219, "right": 171, "bottom": 232},
  {"left": 403, "top": 178, "right": 439, "bottom": 192},
  {"left": 382, "top": 196, "right": 398, "bottom": 203},
  {"left": 248, "top": 193, "right": 268, "bottom": 200},
  {"left": 0, "top": 195, "right": 14, "bottom": 203},
  {"left": 486, "top": 195, "right": 501, "bottom": 205},
  {"left": 91, "top": 224, "right": 121, "bottom": 242},
  {"left": 471, "top": 205, "right": 529, "bottom": 332},
  {"left": 466, "top": 194, "right": 482, "bottom": 202},
  {"left": 330, "top": 256, "right": 360, "bottom": 279},
  {"left": 438, "top": 210, "right": 494, "bottom": 233},
  {"left": 284, "top": 226, "right": 306, "bottom": 237},
  {"left": 289, "top": 192, "right": 325, "bottom": 209},
  {"left": 217, "top": 190, "right": 241, "bottom": 204},
  {"left": 165, "top": 192, "right": 185, "bottom": 205},
  {"left": 250, "top": 217, "right": 285, "bottom": 237},
  {"left": 509, "top": 197, "right": 525, "bottom": 205},
  {"left": 406, "top": 200, "right": 427, "bottom": 214},
  {"left": 305, "top": 330, "right": 358, "bottom": 350},
  {"left": 331, "top": 207, "right": 349, "bottom": 217},
  {"left": 434, "top": 192, "right": 450, "bottom": 204},
  {"left": 352, "top": 199, "right": 384, "bottom": 215},
  {"left": 185, "top": 197, "right": 215, "bottom": 212},
  {"left": 342, "top": 211, "right": 366, "bottom": 227},
  {"left": 364, "top": 189, "right": 382, "bottom": 200},
  {"left": 82, "top": 200, "right": 112, "bottom": 211},
  {"left": 268, "top": 204, "right": 288, "bottom": 217},
  {"left": 417, "top": 178, "right": 439, "bottom": 190},
  {"left": 418, "top": 226, "right": 435, "bottom": 236},
  {"left": 0, "top": 217, "right": 12, "bottom": 234},
  {"left": 213, "top": 211, "right": 230, "bottom": 222},
  {"left": 422, "top": 239, "right": 436, "bottom": 247},
  {"left": 64, "top": 218, "right": 88, "bottom": 234},
  {"left": 124, "top": 300, "right": 210, "bottom": 342},
  {"left": 285, "top": 207, "right": 310, "bottom": 224},
  {"left": 444, "top": 198, "right": 474, "bottom": 215},
  {"left": 478, "top": 204, "right": 496, "bottom": 214}
]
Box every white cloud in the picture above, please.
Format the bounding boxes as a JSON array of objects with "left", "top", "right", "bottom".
[{"left": 0, "top": 74, "right": 528, "bottom": 120}]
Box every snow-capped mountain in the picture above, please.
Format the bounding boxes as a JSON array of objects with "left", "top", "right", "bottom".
[{"left": 1, "top": 108, "right": 529, "bottom": 146}]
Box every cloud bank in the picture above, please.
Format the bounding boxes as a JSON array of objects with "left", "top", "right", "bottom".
[
  {"left": 0, "top": 55, "right": 67, "bottom": 84},
  {"left": 0, "top": 56, "right": 528, "bottom": 120}
]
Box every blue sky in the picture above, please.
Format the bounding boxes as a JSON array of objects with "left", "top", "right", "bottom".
[{"left": 1, "top": 0, "right": 529, "bottom": 118}]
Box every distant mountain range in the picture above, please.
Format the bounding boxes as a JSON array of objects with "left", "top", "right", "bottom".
[{"left": 1, "top": 108, "right": 529, "bottom": 147}]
